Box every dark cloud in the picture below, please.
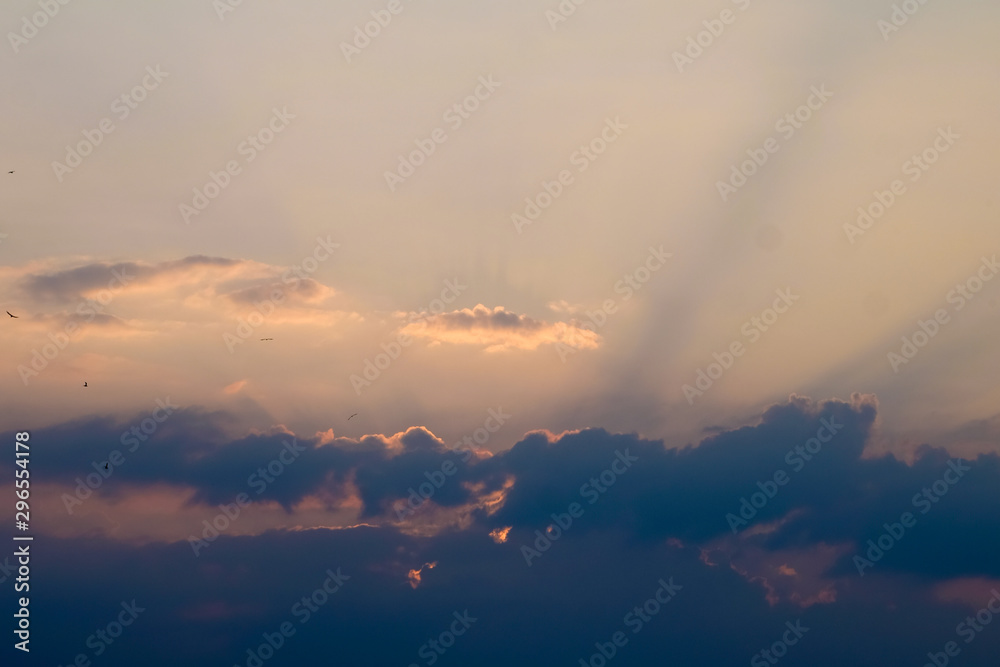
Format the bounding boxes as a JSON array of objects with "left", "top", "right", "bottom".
[
  {"left": 224, "top": 278, "right": 325, "bottom": 306},
  {"left": 19, "top": 256, "right": 240, "bottom": 302},
  {"left": 10, "top": 396, "right": 1000, "bottom": 579},
  {"left": 21, "top": 521, "right": 1000, "bottom": 667},
  {"left": 7, "top": 396, "right": 1000, "bottom": 666}
]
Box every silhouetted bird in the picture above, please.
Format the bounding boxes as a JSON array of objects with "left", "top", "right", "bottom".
[
  {"left": 83, "top": 382, "right": 88, "bottom": 387},
  {"left": 260, "top": 338, "right": 273, "bottom": 341},
  {"left": 104, "top": 462, "right": 108, "bottom": 470},
  {"left": 348, "top": 413, "right": 358, "bottom": 420},
  {"left": 6, "top": 311, "right": 17, "bottom": 318},
  {"left": 7, "top": 171, "right": 13, "bottom": 174}
]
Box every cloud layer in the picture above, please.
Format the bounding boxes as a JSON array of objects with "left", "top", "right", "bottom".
[{"left": 6, "top": 395, "right": 1000, "bottom": 666}]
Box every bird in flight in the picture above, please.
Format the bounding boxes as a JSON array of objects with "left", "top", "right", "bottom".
[
  {"left": 6, "top": 311, "right": 17, "bottom": 318},
  {"left": 260, "top": 338, "right": 273, "bottom": 341},
  {"left": 7, "top": 171, "right": 13, "bottom": 174},
  {"left": 83, "top": 382, "right": 88, "bottom": 387},
  {"left": 104, "top": 462, "right": 109, "bottom": 470},
  {"left": 348, "top": 413, "right": 358, "bottom": 420}
]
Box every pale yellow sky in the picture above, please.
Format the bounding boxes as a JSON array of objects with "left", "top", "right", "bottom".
[{"left": 1, "top": 0, "right": 999, "bottom": 455}]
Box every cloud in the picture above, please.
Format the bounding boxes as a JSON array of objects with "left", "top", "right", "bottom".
[
  {"left": 11, "top": 255, "right": 345, "bottom": 319},
  {"left": 223, "top": 380, "right": 248, "bottom": 395},
  {"left": 20, "top": 509, "right": 996, "bottom": 667},
  {"left": 19, "top": 256, "right": 242, "bottom": 303},
  {"left": 11, "top": 393, "right": 1000, "bottom": 583},
  {"left": 8, "top": 394, "right": 1000, "bottom": 666},
  {"left": 407, "top": 561, "right": 437, "bottom": 589},
  {"left": 1, "top": 255, "right": 365, "bottom": 352},
  {"left": 400, "top": 304, "right": 600, "bottom": 352},
  {"left": 224, "top": 278, "right": 332, "bottom": 306}
]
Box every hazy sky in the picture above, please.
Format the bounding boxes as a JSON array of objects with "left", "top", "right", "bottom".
[{"left": 2, "top": 1, "right": 999, "bottom": 665}]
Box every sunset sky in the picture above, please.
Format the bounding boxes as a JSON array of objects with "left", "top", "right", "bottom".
[{"left": 2, "top": 1, "right": 1000, "bottom": 665}]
